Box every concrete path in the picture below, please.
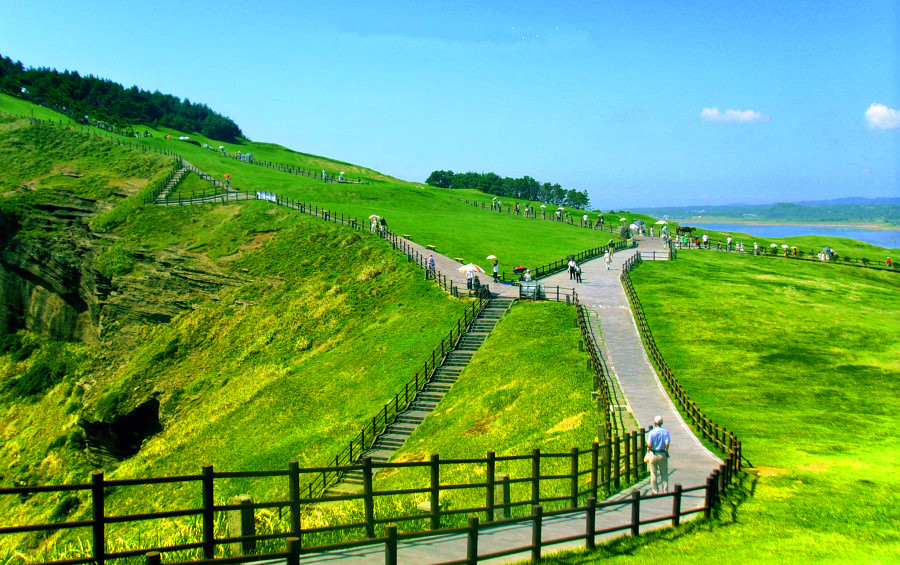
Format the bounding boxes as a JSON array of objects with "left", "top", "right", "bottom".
[
  {"left": 295, "top": 236, "right": 722, "bottom": 564},
  {"left": 540, "top": 236, "right": 722, "bottom": 491}
]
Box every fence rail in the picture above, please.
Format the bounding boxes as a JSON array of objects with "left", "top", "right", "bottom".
[
  {"left": 620, "top": 253, "right": 743, "bottom": 462},
  {"left": 574, "top": 294, "right": 615, "bottom": 441},
  {"left": 2, "top": 433, "right": 652, "bottom": 564}
]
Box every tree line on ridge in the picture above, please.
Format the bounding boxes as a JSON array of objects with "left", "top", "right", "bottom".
[
  {"left": 0, "top": 54, "right": 243, "bottom": 142},
  {"left": 425, "top": 170, "right": 591, "bottom": 209}
]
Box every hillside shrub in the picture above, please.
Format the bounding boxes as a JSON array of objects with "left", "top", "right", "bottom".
[
  {"left": 4, "top": 343, "right": 70, "bottom": 398},
  {"left": 93, "top": 244, "right": 136, "bottom": 278}
]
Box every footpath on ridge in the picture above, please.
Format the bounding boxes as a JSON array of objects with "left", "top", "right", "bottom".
[
  {"left": 154, "top": 172, "right": 723, "bottom": 561},
  {"left": 296, "top": 236, "right": 724, "bottom": 564}
]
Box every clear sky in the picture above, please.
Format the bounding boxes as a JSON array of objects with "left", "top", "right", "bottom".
[{"left": 2, "top": 0, "right": 898, "bottom": 208}]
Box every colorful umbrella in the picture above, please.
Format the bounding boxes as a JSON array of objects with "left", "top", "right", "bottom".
[{"left": 457, "top": 264, "right": 485, "bottom": 273}]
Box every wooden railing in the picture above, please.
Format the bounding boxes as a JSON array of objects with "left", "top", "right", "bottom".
[
  {"left": 573, "top": 294, "right": 615, "bottom": 442},
  {"left": 301, "top": 286, "right": 492, "bottom": 498},
  {"left": 0, "top": 433, "right": 653, "bottom": 565},
  {"left": 620, "top": 253, "right": 743, "bottom": 461}
]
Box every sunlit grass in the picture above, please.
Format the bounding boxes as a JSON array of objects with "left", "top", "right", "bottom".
[{"left": 546, "top": 252, "right": 900, "bottom": 562}]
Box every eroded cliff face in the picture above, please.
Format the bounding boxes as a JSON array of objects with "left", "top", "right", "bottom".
[
  {"left": 1, "top": 190, "right": 245, "bottom": 465},
  {"left": 0, "top": 192, "right": 106, "bottom": 344}
]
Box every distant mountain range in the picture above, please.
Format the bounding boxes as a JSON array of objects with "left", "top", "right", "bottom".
[{"left": 634, "top": 198, "right": 900, "bottom": 224}]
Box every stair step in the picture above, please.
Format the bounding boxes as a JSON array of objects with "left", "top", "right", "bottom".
[{"left": 325, "top": 297, "right": 519, "bottom": 493}]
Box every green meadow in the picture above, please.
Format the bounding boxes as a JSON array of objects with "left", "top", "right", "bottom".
[
  {"left": 544, "top": 251, "right": 900, "bottom": 563},
  {"left": 2, "top": 93, "right": 900, "bottom": 562}
]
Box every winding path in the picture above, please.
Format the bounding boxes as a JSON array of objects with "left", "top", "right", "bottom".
[
  {"left": 296, "top": 236, "right": 722, "bottom": 563},
  {"left": 155, "top": 174, "right": 723, "bottom": 561}
]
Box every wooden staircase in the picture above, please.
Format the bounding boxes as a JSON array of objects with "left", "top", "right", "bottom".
[{"left": 327, "top": 296, "right": 516, "bottom": 494}]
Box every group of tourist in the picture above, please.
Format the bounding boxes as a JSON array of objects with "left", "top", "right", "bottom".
[
  {"left": 369, "top": 215, "right": 388, "bottom": 233},
  {"left": 485, "top": 197, "right": 609, "bottom": 230}
]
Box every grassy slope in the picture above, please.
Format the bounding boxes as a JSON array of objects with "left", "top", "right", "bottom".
[
  {"left": 547, "top": 252, "right": 900, "bottom": 563},
  {"left": 0, "top": 120, "right": 475, "bottom": 557},
  {"left": 3, "top": 94, "right": 900, "bottom": 560},
  {"left": 376, "top": 302, "right": 602, "bottom": 520}
]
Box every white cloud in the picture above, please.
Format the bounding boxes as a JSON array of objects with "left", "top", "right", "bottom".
[
  {"left": 700, "top": 107, "right": 770, "bottom": 124},
  {"left": 865, "top": 103, "right": 900, "bottom": 130}
]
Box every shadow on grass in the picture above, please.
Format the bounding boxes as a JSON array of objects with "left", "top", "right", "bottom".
[{"left": 538, "top": 471, "right": 757, "bottom": 564}]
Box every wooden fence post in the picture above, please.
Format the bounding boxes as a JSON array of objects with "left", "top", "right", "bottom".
[
  {"left": 613, "top": 437, "right": 621, "bottom": 490},
  {"left": 486, "top": 451, "right": 496, "bottom": 522},
  {"left": 704, "top": 476, "right": 715, "bottom": 519},
  {"left": 227, "top": 495, "right": 256, "bottom": 555},
  {"left": 570, "top": 446, "right": 579, "bottom": 509},
  {"left": 286, "top": 537, "right": 300, "bottom": 565},
  {"left": 145, "top": 552, "right": 160, "bottom": 565},
  {"left": 531, "top": 449, "right": 541, "bottom": 507},
  {"left": 585, "top": 497, "right": 596, "bottom": 550},
  {"left": 672, "top": 484, "right": 683, "bottom": 527},
  {"left": 590, "top": 441, "right": 599, "bottom": 499},
  {"left": 631, "top": 431, "right": 640, "bottom": 481},
  {"left": 430, "top": 454, "right": 441, "bottom": 530},
  {"left": 363, "top": 457, "right": 375, "bottom": 538},
  {"left": 532, "top": 505, "right": 543, "bottom": 561},
  {"left": 289, "top": 461, "right": 302, "bottom": 541},
  {"left": 385, "top": 525, "right": 398, "bottom": 565},
  {"left": 498, "top": 473, "right": 511, "bottom": 519},
  {"left": 630, "top": 490, "right": 641, "bottom": 537},
  {"left": 467, "top": 516, "right": 479, "bottom": 564},
  {"left": 639, "top": 430, "right": 648, "bottom": 473},
  {"left": 602, "top": 440, "right": 611, "bottom": 491},
  {"left": 202, "top": 465, "right": 215, "bottom": 558},
  {"left": 623, "top": 434, "right": 632, "bottom": 486},
  {"left": 91, "top": 471, "right": 105, "bottom": 565}
]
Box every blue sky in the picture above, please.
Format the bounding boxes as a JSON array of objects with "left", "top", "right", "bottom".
[{"left": 2, "top": 0, "right": 898, "bottom": 208}]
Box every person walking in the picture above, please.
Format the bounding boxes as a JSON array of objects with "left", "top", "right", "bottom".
[
  {"left": 575, "top": 264, "right": 582, "bottom": 283},
  {"left": 568, "top": 258, "right": 577, "bottom": 280},
  {"left": 428, "top": 255, "right": 436, "bottom": 273},
  {"left": 466, "top": 269, "right": 474, "bottom": 290},
  {"left": 604, "top": 249, "right": 612, "bottom": 270},
  {"left": 492, "top": 260, "right": 499, "bottom": 282},
  {"left": 646, "top": 415, "right": 670, "bottom": 494}
]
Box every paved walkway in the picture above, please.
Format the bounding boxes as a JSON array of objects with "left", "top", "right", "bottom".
[
  {"left": 296, "top": 236, "right": 722, "bottom": 563},
  {"left": 154, "top": 176, "right": 721, "bottom": 561},
  {"left": 540, "top": 236, "right": 722, "bottom": 490}
]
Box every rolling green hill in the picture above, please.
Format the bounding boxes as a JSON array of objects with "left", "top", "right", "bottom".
[{"left": 2, "top": 90, "right": 899, "bottom": 563}]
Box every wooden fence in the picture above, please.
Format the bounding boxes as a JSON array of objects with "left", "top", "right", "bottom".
[
  {"left": 1, "top": 432, "right": 655, "bottom": 565},
  {"left": 574, "top": 295, "right": 615, "bottom": 441},
  {"left": 620, "top": 253, "right": 743, "bottom": 460},
  {"left": 456, "top": 198, "right": 618, "bottom": 233},
  {"left": 301, "top": 286, "right": 492, "bottom": 498}
]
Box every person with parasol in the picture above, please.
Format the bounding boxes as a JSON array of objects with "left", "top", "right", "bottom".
[{"left": 487, "top": 255, "right": 499, "bottom": 282}]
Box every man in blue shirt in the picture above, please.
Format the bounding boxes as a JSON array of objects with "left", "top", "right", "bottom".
[{"left": 647, "top": 415, "right": 670, "bottom": 494}]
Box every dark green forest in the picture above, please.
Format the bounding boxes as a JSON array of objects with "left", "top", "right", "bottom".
[
  {"left": 0, "top": 54, "right": 243, "bottom": 142},
  {"left": 426, "top": 170, "right": 591, "bottom": 209}
]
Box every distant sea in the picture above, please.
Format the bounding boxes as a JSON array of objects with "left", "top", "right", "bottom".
[{"left": 686, "top": 223, "right": 900, "bottom": 249}]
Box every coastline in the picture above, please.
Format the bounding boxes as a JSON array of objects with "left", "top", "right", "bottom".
[{"left": 668, "top": 219, "right": 898, "bottom": 231}]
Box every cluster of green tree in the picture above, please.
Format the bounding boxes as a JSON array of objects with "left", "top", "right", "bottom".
[
  {"left": 426, "top": 170, "right": 591, "bottom": 209},
  {"left": 0, "top": 54, "right": 243, "bottom": 142},
  {"left": 638, "top": 200, "right": 900, "bottom": 224}
]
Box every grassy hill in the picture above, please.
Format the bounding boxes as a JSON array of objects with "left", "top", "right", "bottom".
[
  {"left": 548, "top": 252, "right": 900, "bottom": 563},
  {"left": 3, "top": 92, "right": 900, "bottom": 562}
]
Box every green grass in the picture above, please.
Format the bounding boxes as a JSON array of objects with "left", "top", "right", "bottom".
[
  {"left": 3, "top": 94, "right": 900, "bottom": 562},
  {"left": 0, "top": 196, "right": 474, "bottom": 558},
  {"left": 274, "top": 301, "right": 622, "bottom": 549},
  {"left": 373, "top": 302, "right": 617, "bottom": 522},
  {"left": 546, "top": 252, "right": 900, "bottom": 563}
]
